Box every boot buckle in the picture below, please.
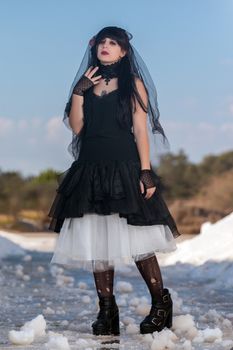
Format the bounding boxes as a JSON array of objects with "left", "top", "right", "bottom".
[
  {"left": 157, "top": 309, "right": 167, "bottom": 316},
  {"left": 163, "top": 294, "right": 170, "bottom": 302},
  {"left": 151, "top": 316, "right": 162, "bottom": 326},
  {"left": 151, "top": 309, "right": 166, "bottom": 326}
]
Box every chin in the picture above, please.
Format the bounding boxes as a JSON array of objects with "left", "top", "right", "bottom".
[
  {"left": 100, "top": 57, "right": 111, "bottom": 62},
  {"left": 99, "top": 55, "right": 115, "bottom": 62}
]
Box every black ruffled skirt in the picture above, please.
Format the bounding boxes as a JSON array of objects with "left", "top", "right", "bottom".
[{"left": 47, "top": 159, "right": 181, "bottom": 239}]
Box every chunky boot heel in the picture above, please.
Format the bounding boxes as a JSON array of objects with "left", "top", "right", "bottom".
[
  {"left": 92, "top": 295, "right": 120, "bottom": 336},
  {"left": 139, "top": 288, "right": 173, "bottom": 334},
  {"left": 165, "top": 308, "right": 173, "bottom": 328},
  {"left": 111, "top": 312, "right": 120, "bottom": 335}
]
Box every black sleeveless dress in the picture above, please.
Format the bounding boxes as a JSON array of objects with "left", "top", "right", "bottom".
[{"left": 48, "top": 85, "right": 181, "bottom": 269}]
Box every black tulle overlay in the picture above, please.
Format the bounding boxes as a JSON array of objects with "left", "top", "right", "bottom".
[
  {"left": 48, "top": 84, "right": 181, "bottom": 240},
  {"left": 47, "top": 158, "right": 181, "bottom": 238}
]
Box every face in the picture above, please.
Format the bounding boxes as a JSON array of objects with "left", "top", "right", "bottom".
[{"left": 96, "top": 37, "right": 126, "bottom": 65}]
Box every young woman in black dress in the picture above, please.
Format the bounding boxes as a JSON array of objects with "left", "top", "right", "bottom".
[{"left": 48, "top": 26, "right": 181, "bottom": 336}]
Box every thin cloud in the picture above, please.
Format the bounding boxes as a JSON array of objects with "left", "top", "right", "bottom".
[
  {"left": 220, "top": 58, "right": 233, "bottom": 66},
  {"left": 45, "top": 116, "right": 64, "bottom": 142},
  {"left": 0, "top": 117, "right": 13, "bottom": 135}
]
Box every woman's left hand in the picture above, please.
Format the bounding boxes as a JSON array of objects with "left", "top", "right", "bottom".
[
  {"left": 139, "top": 169, "right": 157, "bottom": 199},
  {"left": 140, "top": 180, "right": 156, "bottom": 199}
]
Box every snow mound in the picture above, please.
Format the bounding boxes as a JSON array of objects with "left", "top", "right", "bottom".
[
  {"left": 0, "top": 234, "right": 25, "bottom": 259},
  {"left": 8, "top": 328, "right": 34, "bottom": 345},
  {"left": 8, "top": 314, "right": 46, "bottom": 345},
  {"left": 162, "top": 212, "right": 233, "bottom": 266}
]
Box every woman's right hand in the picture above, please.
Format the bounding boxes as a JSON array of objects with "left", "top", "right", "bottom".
[
  {"left": 84, "top": 66, "right": 102, "bottom": 85},
  {"left": 73, "top": 66, "right": 102, "bottom": 96}
]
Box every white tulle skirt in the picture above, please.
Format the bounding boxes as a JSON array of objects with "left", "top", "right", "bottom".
[{"left": 50, "top": 213, "right": 177, "bottom": 271}]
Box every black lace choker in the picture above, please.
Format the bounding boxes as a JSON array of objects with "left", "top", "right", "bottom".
[{"left": 98, "top": 59, "right": 121, "bottom": 85}]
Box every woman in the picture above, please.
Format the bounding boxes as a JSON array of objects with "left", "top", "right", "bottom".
[{"left": 48, "top": 26, "right": 182, "bottom": 336}]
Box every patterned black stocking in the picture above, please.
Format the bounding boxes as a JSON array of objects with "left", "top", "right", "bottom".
[
  {"left": 134, "top": 252, "right": 164, "bottom": 302},
  {"left": 92, "top": 260, "right": 114, "bottom": 298}
]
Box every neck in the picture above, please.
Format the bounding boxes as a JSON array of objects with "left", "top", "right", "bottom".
[
  {"left": 100, "top": 58, "right": 121, "bottom": 65},
  {"left": 98, "top": 59, "right": 122, "bottom": 85}
]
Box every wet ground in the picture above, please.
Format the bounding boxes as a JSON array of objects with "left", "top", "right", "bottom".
[{"left": 0, "top": 250, "right": 232, "bottom": 349}]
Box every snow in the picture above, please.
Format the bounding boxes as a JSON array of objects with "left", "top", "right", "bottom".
[
  {"left": 161, "top": 212, "right": 233, "bottom": 266},
  {"left": 135, "top": 302, "right": 151, "bottom": 316},
  {"left": 193, "top": 327, "right": 223, "bottom": 343},
  {"left": 74, "top": 337, "right": 100, "bottom": 348},
  {"left": 8, "top": 314, "right": 46, "bottom": 345},
  {"left": 23, "top": 254, "right": 32, "bottom": 261},
  {"left": 1, "top": 213, "right": 233, "bottom": 349},
  {"left": 1, "top": 212, "right": 232, "bottom": 266},
  {"left": 15, "top": 263, "right": 31, "bottom": 281},
  {"left": 172, "top": 314, "right": 198, "bottom": 339},
  {"left": 43, "top": 306, "right": 56, "bottom": 315},
  {"left": 45, "top": 331, "right": 70, "bottom": 350},
  {"left": 115, "top": 280, "right": 134, "bottom": 292},
  {"left": 8, "top": 328, "right": 35, "bottom": 345},
  {"left": 3, "top": 280, "right": 233, "bottom": 349},
  {"left": 81, "top": 295, "right": 91, "bottom": 303},
  {"left": 125, "top": 323, "right": 140, "bottom": 334},
  {"left": 0, "top": 234, "right": 25, "bottom": 258},
  {"left": 122, "top": 316, "right": 135, "bottom": 325},
  {"left": 37, "top": 265, "right": 45, "bottom": 273},
  {"left": 0, "top": 230, "right": 55, "bottom": 253},
  {"left": 150, "top": 329, "right": 178, "bottom": 350},
  {"left": 78, "top": 281, "right": 88, "bottom": 289},
  {"left": 21, "top": 314, "right": 47, "bottom": 337}
]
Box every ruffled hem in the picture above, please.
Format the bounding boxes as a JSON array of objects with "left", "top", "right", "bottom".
[
  {"left": 50, "top": 213, "right": 177, "bottom": 271},
  {"left": 50, "top": 250, "right": 177, "bottom": 272},
  {"left": 47, "top": 159, "right": 181, "bottom": 238}
]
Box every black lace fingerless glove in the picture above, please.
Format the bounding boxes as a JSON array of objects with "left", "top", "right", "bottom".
[
  {"left": 140, "top": 169, "right": 157, "bottom": 191},
  {"left": 73, "top": 75, "right": 94, "bottom": 96}
]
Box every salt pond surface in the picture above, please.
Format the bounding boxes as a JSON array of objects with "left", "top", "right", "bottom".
[{"left": 0, "top": 213, "right": 232, "bottom": 349}]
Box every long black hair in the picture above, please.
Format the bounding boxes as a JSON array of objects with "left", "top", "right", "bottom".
[{"left": 64, "top": 25, "right": 169, "bottom": 161}]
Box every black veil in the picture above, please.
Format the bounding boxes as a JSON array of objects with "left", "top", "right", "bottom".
[{"left": 63, "top": 26, "right": 170, "bottom": 169}]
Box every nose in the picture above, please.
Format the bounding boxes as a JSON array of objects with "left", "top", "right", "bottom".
[{"left": 101, "top": 41, "right": 109, "bottom": 49}]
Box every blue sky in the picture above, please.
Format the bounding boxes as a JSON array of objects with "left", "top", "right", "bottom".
[{"left": 0, "top": 0, "right": 232, "bottom": 177}]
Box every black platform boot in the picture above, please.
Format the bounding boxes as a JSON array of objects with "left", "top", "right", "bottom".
[
  {"left": 92, "top": 294, "right": 120, "bottom": 336},
  {"left": 140, "top": 288, "right": 173, "bottom": 334}
]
